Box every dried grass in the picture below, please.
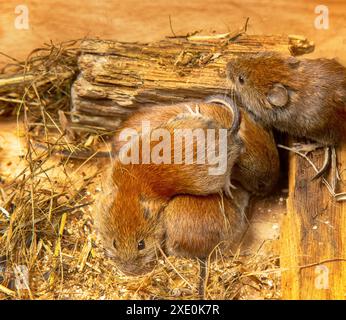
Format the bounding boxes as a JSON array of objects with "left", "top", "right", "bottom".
[{"left": 0, "top": 40, "right": 280, "bottom": 300}]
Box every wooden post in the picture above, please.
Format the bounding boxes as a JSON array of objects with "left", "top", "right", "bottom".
[{"left": 280, "top": 143, "right": 346, "bottom": 299}]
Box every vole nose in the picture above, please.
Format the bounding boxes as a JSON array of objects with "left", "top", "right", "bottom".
[
  {"left": 118, "top": 255, "right": 157, "bottom": 276},
  {"left": 119, "top": 262, "right": 149, "bottom": 276}
]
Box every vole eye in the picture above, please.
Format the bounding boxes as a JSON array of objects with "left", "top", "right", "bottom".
[
  {"left": 238, "top": 75, "right": 245, "bottom": 85},
  {"left": 138, "top": 240, "right": 145, "bottom": 250},
  {"left": 113, "top": 239, "right": 117, "bottom": 249}
]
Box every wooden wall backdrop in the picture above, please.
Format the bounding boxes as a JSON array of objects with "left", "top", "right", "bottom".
[
  {"left": 0, "top": 0, "right": 345, "bottom": 299},
  {"left": 1, "top": 0, "right": 346, "bottom": 65}
]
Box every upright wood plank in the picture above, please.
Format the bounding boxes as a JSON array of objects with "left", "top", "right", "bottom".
[{"left": 281, "top": 143, "right": 346, "bottom": 299}]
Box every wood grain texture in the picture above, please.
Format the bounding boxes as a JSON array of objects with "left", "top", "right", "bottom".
[
  {"left": 71, "top": 35, "right": 313, "bottom": 129},
  {"left": 1, "top": 0, "right": 346, "bottom": 65},
  {"left": 281, "top": 143, "right": 346, "bottom": 299}
]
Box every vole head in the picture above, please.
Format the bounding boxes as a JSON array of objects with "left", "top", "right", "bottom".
[
  {"left": 95, "top": 168, "right": 166, "bottom": 275},
  {"left": 226, "top": 52, "right": 302, "bottom": 121}
]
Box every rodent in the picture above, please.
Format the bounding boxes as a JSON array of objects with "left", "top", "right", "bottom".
[
  {"left": 113, "top": 100, "right": 279, "bottom": 195},
  {"left": 226, "top": 51, "right": 346, "bottom": 146},
  {"left": 232, "top": 110, "right": 279, "bottom": 194},
  {"left": 96, "top": 96, "right": 243, "bottom": 275},
  {"left": 115, "top": 97, "right": 242, "bottom": 197},
  {"left": 95, "top": 96, "right": 279, "bottom": 275},
  {"left": 164, "top": 185, "right": 250, "bottom": 297},
  {"left": 164, "top": 185, "right": 249, "bottom": 259}
]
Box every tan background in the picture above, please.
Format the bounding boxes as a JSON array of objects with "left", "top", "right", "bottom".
[{"left": 1, "top": 0, "right": 346, "bottom": 65}]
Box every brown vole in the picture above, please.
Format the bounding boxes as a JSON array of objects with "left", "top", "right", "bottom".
[
  {"left": 226, "top": 52, "right": 346, "bottom": 146},
  {"left": 95, "top": 166, "right": 166, "bottom": 275},
  {"left": 164, "top": 185, "right": 250, "bottom": 297},
  {"left": 232, "top": 110, "right": 279, "bottom": 195},
  {"left": 113, "top": 100, "right": 279, "bottom": 195},
  {"left": 164, "top": 186, "right": 249, "bottom": 259},
  {"left": 227, "top": 52, "right": 346, "bottom": 194},
  {"left": 41, "top": 98, "right": 279, "bottom": 195}
]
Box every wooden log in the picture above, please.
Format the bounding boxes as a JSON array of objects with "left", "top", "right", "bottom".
[
  {"left": 71, "top": 34, "right": 314, "bottom": 129},
  {"left": 280, "top": 143, "right": 346, "bottom": 299}
]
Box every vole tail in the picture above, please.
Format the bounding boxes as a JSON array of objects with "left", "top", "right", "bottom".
[{"left": 205, "top": 94, "right": 241, "bottom": 134}]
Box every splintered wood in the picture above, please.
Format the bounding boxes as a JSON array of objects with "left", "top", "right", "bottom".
[
  {"left": 281, "top": 143, "right": 346, "bottom": 299},
  {"left": 71, "top": 35, "right": 314, "bottom": 130}
]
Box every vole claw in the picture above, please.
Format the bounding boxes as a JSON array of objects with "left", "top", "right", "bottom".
[
  {"left": 291, "top": 142, "right": 323, "bottom": 155},
  {"left": 278, "top": 144, "right": 345, "bottom": 202},
  {"left": 223, "top": 178, "right": 237, "bottom": 199},
  {"left": 330, "top": 147, "right": 346, "bottom": 201},
  {"left": 311, "top": 147, "right": 331, "bottom": 180}
]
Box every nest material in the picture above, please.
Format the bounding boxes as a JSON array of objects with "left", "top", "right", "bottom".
[
  {"left": 0, "top": 40, "right": 78, "bottom": 116},
  {"left": 0, "top": 40, "right": 280, "bottom": 300},
  {"left": 0, "top": 144, "right": 280, "bottom": 299}
]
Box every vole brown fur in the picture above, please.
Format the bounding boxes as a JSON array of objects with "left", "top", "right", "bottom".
[
  {"left": 96, "top": 97, "right": 279, "bottom": 275},
  {"left": 43, "top": 99, "right": 279, "bottom": 194},
  {"left": 233, "top": 110, "right": 279, "bottom": 194},
  {"left": 96, "top": 166, "right": 166, "bottom": 275},
  {"left": 113, "top": 101, "right": 279, "bottom": 195},
  {"left": 226, "top": 51, "right": 346, "bottom": 194},
  {"left": 164, "top": 186, "right": 249, "bottom": 259}
]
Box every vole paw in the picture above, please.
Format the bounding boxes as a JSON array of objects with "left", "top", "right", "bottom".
[
  {"left": 291, "top": 142, "right": 324, "bottom": 155},
  {"left": 224, "top": 179, "right": 237, "bottom": 199}
]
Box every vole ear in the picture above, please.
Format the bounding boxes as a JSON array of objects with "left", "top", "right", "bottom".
[{"left": 267, "top": 83, "right": 288, "bottom": 107}]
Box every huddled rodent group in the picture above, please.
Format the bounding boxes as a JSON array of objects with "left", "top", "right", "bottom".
[
  {"left": 94, "top": 51, "right": 345, "bottom": 292},
  {"left": 95, "top": 95, "right": 279, "bottom": 277}
]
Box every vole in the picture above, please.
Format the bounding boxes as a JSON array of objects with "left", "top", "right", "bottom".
[
  {"left": 113, "top": 100, "right": 279, "bottom": 195},
  {"left": 164, "top": 186, "right": 249, "bottom": 298},
  {"left": 164, "top": 190, "right": 248, "bottom": 259},
  {"left": 232, "top": 110, "right": 279, "bottom": 195},
  {"left": 96, "top": 96, "right": 279, "bottom": 276},
  {"left": 226, "top": 52, "right": 346, "bottom": 195},
  {"left": 96, "top": 96, "right": 243, "bottom": 275}
]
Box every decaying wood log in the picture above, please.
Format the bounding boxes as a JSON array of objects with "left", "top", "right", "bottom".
[
  {"left": 71, "top": 34, "right": 314, "bottom": 130},
  {"left": 280, "top": 143, "right": 346, "bottom": 299}
]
